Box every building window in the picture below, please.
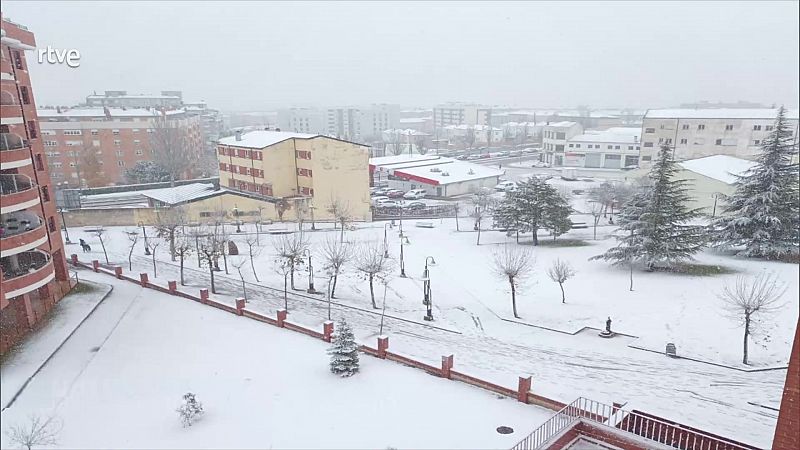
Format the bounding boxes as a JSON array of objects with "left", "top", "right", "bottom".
[
  {"left": 664, "top": 139, "right": 671, "bottom": 145},
  {"left": 112, "top": 129, "right": 120, "bottom": 135},
  {"left": 41, "top": 186, "right": 50, "bottom": 202},
  {"left": 645, "top": 128, "right": 655, "bottom": 134},
  {"left": 642, "top": 156, "right": 652, "bottom": 161},
  {"left": 20, "top": 86, "right": 30, "bottom": 104},
  {"left": 27, "top": 121, "right": 38, "bottom": 138},
  {"left": 753, "top": 140, "right": 761, "bottom": 145},
  {"left": 568, "top": 144, "right": 574, "bottom": 148},
  {"left": 134, "top": 139, "right": 140, "bottom": 145},
  {"left": 133, "top": 128, "right": 140, "bottom": 133},
  {"left": 52, "top": 162, "right": 62, "bottom": 168},
  {"left": 725, "top": 124, "right": 734, "bottom": 131},
  {"left": 658, "top": 138, "right": 664, "bottom": 144},
  {"left": 643, "top": 142, "right": 654, "bottom": 147},
  {"left": 753, "top": 125, "right": 762, "bottom": 131},
  {"left": 697, "top": 124, "right": 705, "bottom": 130},
  {"left": 47, "top": 217, "right": 57, "bottom": 232},
  {"left": 44, "top": 141, "right": 58, "bottom": 147},
  {"left": 575, "top": 144, "right": 581, "bottom": 148},
  {"left": 13, "top": 50, "right": 24, "bottom": 70},
  {"left": 680, "top": 138, "right": 688, "bottom": 144},
  {"left": 34, "top": 154, "right": 44, "bottom": 170},
  {"left": 682, "top": 124, "right": 689, "bottom": 130},
  {"left": 607, "top": 145, "right": 612, "bottom": 150},
  {"left": 296, "top": 168, "right": 313, "bottom": 177},
  {"left": 765, "top": 125, "right": 773, "bottom": 131},
  {"left": 114, "top": 140, "right": 121, "bottom": 146},
  {"left": 91, "top": 129, "right": 99, "bottom": 135},
  {"left": 63, "top": 130, "right": 82, "bottom": 136},
  {"left": 715, "top": 139, "right": 723, "bottom": 145},
  {"left": 614, "top": 145, "right": 621, "bottom": 149},
  {"left": 628, "top": 145, "right": 634, "bottom": 150},
  {"left": 135, "top": 149, "right": 143, "bottom": 155},
  {"left": 117, "top": 161, "right": 125, "bottom": 167}
]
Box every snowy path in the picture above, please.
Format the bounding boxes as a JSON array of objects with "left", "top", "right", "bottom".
[{"left": 81, "top": 252, "right": 783, "bottom": 448}]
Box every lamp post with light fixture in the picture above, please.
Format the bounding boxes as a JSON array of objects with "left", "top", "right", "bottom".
[{"left": 422, "top": 256, "right": 436, "bottom": 321}]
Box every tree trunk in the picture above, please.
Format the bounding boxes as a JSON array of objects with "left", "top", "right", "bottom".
[
  {"left": 331, "top": 273, "right": 339, "bottom": 298},
  {"left": 99, "top": 237, "right": 109, "bottom": 263},
  {"left": 284, "top": 276, "right": 288, "bottom": 311},
  {"left": 454, "top": 209, "right": 459, "bottom": 231},
  {"left": 128, "top": 247, "right": 134, "bottom": 271},
  {"left": 170, "top": 230, "right": 176, "bottom": 261},
  {"left": 629, "top": 261, "right": 634, "bottom": 291},
  {"left": 180, "top": 255, "right": 185, "bottom": 285},
  {"left": 290, "top": 263, "right": 296, "bottom": 289},
  {"left": 222, "top": 247, "right": 228, "bottom": 274},
  {"left": 476, "top": 224, "right": 482, "bottom": 245},
  {"left": 241, "top": 277, "right": 247, "bottom": 300},
  {"left": 743, "top": 314, "right": 750, "bottom": 365},
  {"left": 340, "top": 223, "right": 345, "bottom": 243},
  {"left": 249, "top": 251, "right": 259, "bottom": 282},
  {"left": 593, "top": 222, "right": 597, "bottom": 240},
  {"left": 209, "top": 259, "right": 216, "bottom": 294},
  {"left": 559, "top": 282, "right": 565, "bottom": 303},
  {"left": 532, "top": 226, "right": 539, "bottom": 246},
  {"left": 509, "top": 276, "right": 519, "bottom": 318},
  {"left": 152, "top": 252, "right": 157, "bottom": 278},
  {"left": 369, "top": 274, "right": 377, "bottom": 309}
]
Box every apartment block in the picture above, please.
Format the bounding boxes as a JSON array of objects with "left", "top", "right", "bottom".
[
  {"left": 640, "top": 108, "right": 799, "bottom": 164},
  {"left": 565, "top": 127, "right": 641, "bottom": 169},
  {"left": 542, "top": 121, "right": 584, "bottom": 166},
  {"left": 277, "top": 108, "right": 324, "bottom": 134},
  {"left": 85, "top": 90, "right": 183, "bottom": 109},
  {"left": 217, "top": 130, "right": 371, "bottom": 221},
  {"left": 37, "top": 107, "right": 204, "bottom": 187},
  {"left": 1, "top": 15, "right": 72, "bottom": 354},
  {"left": 433, "top": 103, "right": 492, "bottom": 128}
]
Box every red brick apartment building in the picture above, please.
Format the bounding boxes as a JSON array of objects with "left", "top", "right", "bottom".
[
  {"left": 1, "top": 15, "right": 72, "bottom": 354},
  {"left": 37, "top": 106, "right": 204, "bottom": 188}
]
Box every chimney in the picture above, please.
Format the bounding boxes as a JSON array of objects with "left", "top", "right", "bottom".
[{"left": 235, "top": 130, "right": 242, "bottom": 141}]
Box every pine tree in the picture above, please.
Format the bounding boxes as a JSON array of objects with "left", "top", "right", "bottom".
[
  {"left": 714, "top": 107, "right": 800, "bottom": 259},
  {"left": 328, "top": 318, "right": 360, "bottom": 377},
  {"left": 542, "top": 193, "right": 573, "bottom": 240},
  {"left": 493, "top": 177, "right": 569, "bottom": 245},
  {"left": 593, "top": 145, "right": 706, "bottom": 270}
]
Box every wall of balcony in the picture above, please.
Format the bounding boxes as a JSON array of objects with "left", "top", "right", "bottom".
[
  {"left": 1, "top": 212, "right": 47, "bottom": 257},
  {"left": 0, "top": 174, "right": 39, "bottom": 214},
  {"left": 1, "top": 250, "right": 55, "bottom": 299},
  {"left": 0, "top": 132, "right": 30, "bottom": 170}
]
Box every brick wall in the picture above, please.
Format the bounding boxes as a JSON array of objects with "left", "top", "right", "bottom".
[{"left": 773, "top": 319, "right": 800, "bottom": 450}]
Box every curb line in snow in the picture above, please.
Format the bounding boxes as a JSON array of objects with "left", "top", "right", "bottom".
[{"left": 2, "top": 280, "right": 114, "bottom": 411}]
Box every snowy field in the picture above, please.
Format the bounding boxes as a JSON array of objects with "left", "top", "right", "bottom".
[
  {"left": 0, "top": 273, "right": 552, "bottom": 449},
  {"left": 55, "top": 208, "right": 800, "bottom": 448}
]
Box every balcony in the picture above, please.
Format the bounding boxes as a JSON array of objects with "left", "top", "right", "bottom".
[
  {"left": 0, "top": 174, "right": 39, "bottom": 214},
  {"left": 0, "top": 132, "right": 30, "bottom": 169},
  {"left": 1, "top": 211, "right": 46, "bottom": 257},
  {"left": 0, "top": 250, "right": 55, "bottom": 299}
]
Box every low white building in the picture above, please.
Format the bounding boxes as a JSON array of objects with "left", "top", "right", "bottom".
[
  {"left": 369, "top": 154, "right": 504, "bottom": 197},
  {"left": 564, "top": 127, "right": 642, "bottom": 169},
  {"left": 442, "top": 124, "right": 504, "bottom": 146},
  {"left": 542, "top": 121, "right": 584, "bottom": 166}
]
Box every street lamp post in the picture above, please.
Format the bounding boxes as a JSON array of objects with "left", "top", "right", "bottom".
[
  {"left": 304, "top": 249, "right": 317, "bottom": 293},
  {"left": 383, "top": 223, "right": 390, "bottom": 258},
  {"left": 422, "top": 256, "right": 436, "bottom": 321},
  {"left": 58, "top": 208, "right": 72, "bottom": 244},
  {"left": 326, "top": 275, "right": 335, "bottom": 321},
  {"left": 234, "top": 205, "right": 242, "bottom": 233},
  {"left": 139, "top": 221, "right": 151, "bottom": 255},
  {"left": 309, "top": 203, "right": 316, "bottom": 231},
  {"left": 399, "top": 232, "right": 409, "bottom": 277}
]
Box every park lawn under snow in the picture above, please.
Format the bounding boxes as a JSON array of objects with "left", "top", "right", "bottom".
[
  {"left": 0, "top": 273, "right": 551, "bottom": 449},
  {"left": 71, "top": 213, "right": 799, "bottom": 369}
]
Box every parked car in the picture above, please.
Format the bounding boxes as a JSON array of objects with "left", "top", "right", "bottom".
[
  {"left": 371, "top": 196, "right": 390, "bottom": 206},
  {"left": 478, "top": 153, "right": 491, "bottom": 159},
  {"left": 532, "top": 161, "right": 550, "bottom": 168},
  {"left": 466, "top": 155, "right": 481, "bottom": 160},
  {"left": 509, "top": 150, "right": 523, "bottom": 157},
  {"left": 494, "top": 181, "right": 517, "bottom": 192},
  {"left": 495, "top": 151, "right": 510, "bottom": 157},
  {"left": 403, "top": 201, "right": 427, "bottom": 210},
  {"left": 456, "top": 155, "right": 469, "bottom": 160},
  {"left": 376, "top": 199, "right": 400, "bottom": 208},
  {"left": 371, "top": 188, "right": 390, "bottom": 196},
  {"left": 386, "top": 189, "right": 405, "bottom": 198},
  {"left": 403, "top": 189, "right": 427, "bottom": 200}
]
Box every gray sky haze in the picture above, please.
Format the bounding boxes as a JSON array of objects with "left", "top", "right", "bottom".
[{"left": 3, "top": 1, "right": 798, "bottom": 111}]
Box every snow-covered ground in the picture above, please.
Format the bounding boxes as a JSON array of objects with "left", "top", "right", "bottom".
[
  {"left": 0, "top": 272, "right": 552, "bottom": 449},
  {"left": 1, "top": 280, "right": 111, "bottom": 410},
  {"left": 59, "top": 211, "right": 799, "bottom": 448}
]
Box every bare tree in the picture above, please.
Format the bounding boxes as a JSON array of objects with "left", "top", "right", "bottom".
[
  {"left": 273, "top": 232, "right": 309, "bottom": 290},
  {"left": 354, "top": 242, "right": 394, "bottom": 309},
  {"left": 275, "top": 199, "right": 291, "bottom": 222},
  {"left": 453, "top": 201, "right": 461, "bottom": 231},
  {"left": 547, "top": 259, "right": 576, "bottom": 304},
  {"left": 321, "top": 235, "right": 353, "bottom": 299},
  {"left": 92, "top": 228, "right": 110, "bottom": 264},
  {"left": 465, "top": 126, "right": 475, "bottom": 151},
  {"left": 589, "top": 201, "right": 603, "bottom": 240},
  {"left": 174, "top": 236, "right": 193, "bottom": 286},
  {"left": 470, "top": 188, "right": 494, "bottom": 245},
  {"left": 415, "top": 135, "right": 427, "bottom": 155},
  {"left": 155, "top": 207, "right": 186, "bottom": 261},
  {"left": 147, "top": 240, "right": 161, "bottom": 278},
  {"left": 327, "top": 197, "right": 353, "bottom": 241},
  {"left": 231, "top": 258, "right": 249, "bottom": 300},
  {"left": 149, "top": 113, "right": 192, "bottom": 186},
  {"left": 719, "top": 272, "right": 786, "bottom": 365},
  {"left": 388, "top": 131, "right": 403, "bottom": 156},
  {"left": 125, "top": 230, "right": 139, "bottom": 270},
  {"left": 274, "top": 257, "right": 292, "bottom": 311},
  {"left": 492, "top": 244, "right": 534, "bottom": 318},
  {"left": 198, "top": 226, "right": 223, "bottom": 294},
  {"left": 5, "top": 415, "right": 62, "bottom": 450},
  {"left": 243, "top": 234, "right": 262, "bottom": 282}
]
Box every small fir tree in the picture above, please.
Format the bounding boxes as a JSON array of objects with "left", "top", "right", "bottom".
[
  {"left": 328, "top": 318, "right": 360, "bottom": 377},
  {"left": 714, "top": 107, "right": 800, "bottom": 259}
]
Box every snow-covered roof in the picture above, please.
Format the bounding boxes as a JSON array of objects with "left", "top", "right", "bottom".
[
  {"left": 37, "top": 108, "right": 185, "bottom": 118},
  {"left": 678, "top": 155, "right": 757, "bottom": 185},
  {"left": 392, "top": 159, "right": 504, "bottom": 186},
  {"left": 80, "top": 183, "right": 220, "bottom": 209},
  {"left": 86, "top": 94, "right": 180, "bottom": 100},
  {"left": 218, "top": 130, "right": 318, "bottom": 149},
  {"left": 645, "top": 108, "right": 799, "bottom": 120},
  {"left": 399, "top": 118, "right": 430, "bottom": 123},
  {"left": 370, "top": 154, "right": 441, "bottom": 167},
  {"left": 545, "top": 121, "right": 579, "bottom": 128}
]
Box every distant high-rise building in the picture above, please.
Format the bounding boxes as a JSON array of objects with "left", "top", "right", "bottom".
[
  {"left": 85, "top": 90, "right": 184, "bottom": 109},
  {"left": 1, "top": 15, "right": 72, "bottom": 354}
]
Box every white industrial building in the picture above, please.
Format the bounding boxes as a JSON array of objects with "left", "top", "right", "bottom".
[
  {"left": 564, "top": 127, "right": 642, "bottom": 169},
  {"left": 542, "top": 121, "right": 584, "bottom": 166},
  {"left": 369, "top": 154, "right": 504, "bottom": 197}
]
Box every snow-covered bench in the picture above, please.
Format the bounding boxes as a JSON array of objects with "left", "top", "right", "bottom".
[{"left": 415, "top": 221, "right": 434, "bottom": 228}]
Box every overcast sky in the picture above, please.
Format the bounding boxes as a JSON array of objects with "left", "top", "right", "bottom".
[{"left": 4, "top": 1, "right": 798, "bottom": 112}]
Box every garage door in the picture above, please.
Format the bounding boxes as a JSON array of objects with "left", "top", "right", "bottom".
[
  {"left": 603, "top": 154, "right": 621, "bottom": 168},
  {"left": 585, "top": 153, "right": 601, "bottom": 168}
]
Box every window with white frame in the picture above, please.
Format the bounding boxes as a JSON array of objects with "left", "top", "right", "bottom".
[{"left": 63, "top": 130, "right": 82, "bottom": 135}]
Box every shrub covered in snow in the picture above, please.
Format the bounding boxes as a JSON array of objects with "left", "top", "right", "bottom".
[{"left": 176, "top": 392, "right": 204, "bottom": 427}]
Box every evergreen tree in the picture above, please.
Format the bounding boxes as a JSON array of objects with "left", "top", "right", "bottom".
[
  {"left": 593, "top": 145, "right": 705, "bottom": 270},
  {"left": 493, "top": 177, "right": 571, "bottom": 245},
  {"left": 713, "top": 107, "right": 800, "bottom": 259},
  {"left": 328, "top": 318, "right": 360, "bottom": 377}
]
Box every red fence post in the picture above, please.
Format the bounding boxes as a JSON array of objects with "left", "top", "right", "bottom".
[
  {"left": 92, "top": 260, "right": 100, "bottom": 272},
  {"left": 277, "top": 309, "right": 287, "bottom": 327},
  {"left": 518, "top": 376, "right": 532, "bottom": 403},
  {"left": 323, "top": 321, "right": 334, "bottom": 342},
  {"left": 235, "top": 298, "right": 246, "bottom": 316},
  {"left": 199, "top": 289, "right": 209, "bottom": 303},
  {"left": 377, "top": 336, "right": 389, "bottom": 359},
  {"left": 139, "top": 273, "right": 148, "bottom": 287},
  {"left": 114, "top": 266, "right": 123, "bottom": 279},
  {"left": 168, "top": 281, "right": 177, "bottom": 293},
  {"left": 70, "top": 254, "right": 79, "bottom": 265},
  {"left": 441, "top": 354, "right": 454, "bottom": 379}
]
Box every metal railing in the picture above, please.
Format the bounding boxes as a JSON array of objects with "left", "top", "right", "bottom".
[
  {"left": 0, "top": 174, "right": 35, "bottom": 195},
  {"left": 512, "top": 397, "right": 758, "bottom": 450}
]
